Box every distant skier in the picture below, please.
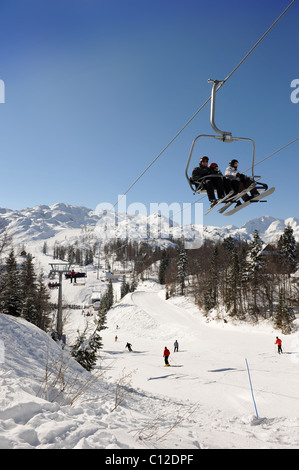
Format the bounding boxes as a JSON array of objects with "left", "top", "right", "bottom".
[
  {"left": 163, "top": 347, "right": 170, "bottom": 366},
  {"left": 126, "top": 342, "right": 132, "bottom": 352},
  {"left": 71, "top": 269, "right": 76, "bottom": 283},
  {"left": 174, "top": 340, "right": 179, "bottom": 352},
  {"left": 275, "top": 336, "right": 283, "bottom": 354}
]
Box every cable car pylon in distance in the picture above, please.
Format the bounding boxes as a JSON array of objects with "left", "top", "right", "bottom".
[{"left": 185, "top": 79, "right": 275, "bottom": 215}]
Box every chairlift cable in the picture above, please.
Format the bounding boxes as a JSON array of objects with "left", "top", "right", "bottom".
[
  {"left": 242, "top": 137, "right": 299, "bottom": 173},
  {"left": 112, "top": 0, "right": 296, "bottom": 209},
  {"left": 219, "top": 0, "right": 296, "bottom": 88}
]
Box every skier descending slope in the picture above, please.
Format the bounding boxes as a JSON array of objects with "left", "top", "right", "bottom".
[
  {"left": 163, "top": 346, "right": 170, "bottom": 366},
  {"left": 275, "top": 337, "right": 283, "bottom": 354}
]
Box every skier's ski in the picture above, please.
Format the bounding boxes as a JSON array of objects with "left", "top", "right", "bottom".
[
  {"left": 223, "top": 187, "right": 275, "bottom": 216},
  {"left": 218, "top": 182, "right": 261, "bottom": 214},
  {"left": 204, "top": 190, "right": 235, "bottom": 215}
]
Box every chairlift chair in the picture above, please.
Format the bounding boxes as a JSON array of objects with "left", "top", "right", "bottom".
[{"left": 185, "top": 79, "right": 267, "bottom": 196}]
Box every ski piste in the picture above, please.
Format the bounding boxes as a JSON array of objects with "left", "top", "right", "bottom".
[
  {"left": 204, "top": 190, "right": 235, "bottom": 215},
  {"left": 223, "top": 187, "right": 275, "bottom": 216},
  {"left": 217, "top": 180, "right": 261, "bottom": 214}
]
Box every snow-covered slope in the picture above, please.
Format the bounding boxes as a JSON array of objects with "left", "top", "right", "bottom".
[{"left": 1, "top": 281, "right": 299, "bottom": 449}]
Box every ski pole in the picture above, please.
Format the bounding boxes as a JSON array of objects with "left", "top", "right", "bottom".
[{"left": 245, "top": 358, "right": 259, "bottom": 419}]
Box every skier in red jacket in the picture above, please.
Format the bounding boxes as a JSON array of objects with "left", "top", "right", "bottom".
[
  {"left": 275, "top": 337, "right": 283, "bottom": 354},
  {"left": 163, "top": 347, "right": 170, "bottom": 366}
]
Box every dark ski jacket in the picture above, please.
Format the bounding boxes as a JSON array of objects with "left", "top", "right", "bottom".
[{"left": 191, "top": 164, "right": 212, "bottom": 183}]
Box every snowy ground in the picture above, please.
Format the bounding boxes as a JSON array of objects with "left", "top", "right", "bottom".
[{"left": 1, "top": 275, "right": 299, "bottom": 450}]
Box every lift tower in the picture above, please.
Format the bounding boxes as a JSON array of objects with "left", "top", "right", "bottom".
[{"left": 49, "top": 262, "right": 70, "bottom": 340}]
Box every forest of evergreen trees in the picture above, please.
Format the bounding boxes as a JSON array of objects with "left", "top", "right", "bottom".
[
  {"left": 157, "top": 225, "right": 298, "bottom": 334},
  {"left": 50, "top": 225, "right": 298, "bottom": 335},
  {"left": 0, "top": 247, "right": 51, "bottom": 331}
]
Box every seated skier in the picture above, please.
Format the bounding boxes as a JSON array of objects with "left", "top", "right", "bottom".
[
  {"left": 225, "top": 159, "right": 259, "bottom": 202},
  {"left": 191, "top": 156, "right": 225, "bottom": 207},
  {"left": 209, "top": 162, "right": 233, "bottom": 197}
]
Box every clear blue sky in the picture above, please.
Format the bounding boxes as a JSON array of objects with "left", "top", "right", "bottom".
[{"left": 0, "top": 0, "right": 297, "bottom": 228}]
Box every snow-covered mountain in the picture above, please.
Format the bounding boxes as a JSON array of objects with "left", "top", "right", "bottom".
[{"left": 0, "top": 203, "right": 298, "bottom": 247}]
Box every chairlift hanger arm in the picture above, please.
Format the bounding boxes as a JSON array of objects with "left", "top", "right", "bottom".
[
  {"left": 207, "top": 79, "right": 232, "bottom": 139},
  {"left": 185, "top": 79, "right": 256, "bottom": 187}
]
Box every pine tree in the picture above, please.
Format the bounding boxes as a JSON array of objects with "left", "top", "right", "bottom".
[
  {"left": 203, "top": 246, "right": 219, "bottom": 312},
  {"left": 130, "top": 270, "right": 137, "bottom": 293},
  {"left": 35, "top": 271, "right": 51, "bottom": 331},
  {"left": 99, "top": 281, "right": 114, "bottom": 314},
  {"left": 71, "top": 327, "right": 94, "bottom": 371},
  {"left": 68, "top": 245, "right": 75, "bottom": 264},
  {"left": 246, "top": 230, "right": 265, "bottom": 276},
  {"left": 20, "top": 253, "right": 38, "bottom": 324},
  {"left": 120, "top": 275, "right": 130, "bottom": 298},
  {"left": 84, "top": 248, "right": 93, "bottom": 266},
  {"left": 177, "top": 247, "right": 187, "bottom": 296},
  {"left": 274, "top": 289, "right": 295, "bottom": 334},
  {"left": 245, "top": 230, "right": 265, "bottom": 319},
  {"left": 0, "top": 249, "right": 22, "bottom": 317},
  {"left": 106, "top": 280, "right": 114, "bottom": 310},
  {"left": 223, "top": 236, "right": 236, "bottom": 254},
  {"left": 277, "top": 224, "right": 297, "bottom": 273},
  {"left": 159, "top": 250, "right": 170, "bottom": 285},
  {"left": 71, "top": 310, "right": 107, "bottom": 371},
  {"left": 225, "top": 247, "right": 240, "bottom": 317}
]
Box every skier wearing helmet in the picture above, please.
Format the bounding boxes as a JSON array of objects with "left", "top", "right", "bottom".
[
  {"left": 191, "top": 156, "right": 226, "bottom": 207},
  {"left": 209, "top": 162, "right": 233, "bottom": 196},
  {"left": 225, "top": 159, "right": 259, "bottom": 201}
]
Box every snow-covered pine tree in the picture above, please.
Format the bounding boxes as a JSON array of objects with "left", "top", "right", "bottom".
[
  {"left": 247, "top": 230, "right": 264, "bottom": 273},
  {"left": 99, "top": 280, "right": 114, "bottom": 313},
  {"left": 204, "top": 246, "right": 219, "bottom": 312},
  {"left": 245, "top": 230, "right": 265, "bottom": 320},
  {"left": 277, "top": 224, "right": 297, "bottom": 273},
  {"left": 177, "top": 247, "right": 187, "bottom": 296},
  {"left": 71, "top": 327, "right": 94, "bottom": 371},
  {"left": 71, "top": 311, "right": 107, "bottom": 371},
  {"left": 224, "top": 246, "right": 241, "bottom": 317}
]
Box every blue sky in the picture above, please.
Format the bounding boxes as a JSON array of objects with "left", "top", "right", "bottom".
[{"left": 0, "top": 0, "right": 297, "bottom": 228}]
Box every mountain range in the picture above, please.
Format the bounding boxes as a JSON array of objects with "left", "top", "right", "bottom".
[{"left": 0, "top": 202, "right": 298, "bottom": 248}]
